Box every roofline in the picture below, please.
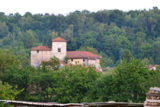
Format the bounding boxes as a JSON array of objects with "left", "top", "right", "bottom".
[
  {"left": 67, "top": 51, "right": 101, "bottom": 58},
  {"left": 68, "top": 57, "right": 100, "bottom": 59},
  {"left": 52, "top": 37, "right": 66, "bottom": 42}
]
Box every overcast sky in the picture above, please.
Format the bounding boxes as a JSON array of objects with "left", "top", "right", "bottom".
[{"left": 0, "top": 0, "right": 160, "bottom": 15}]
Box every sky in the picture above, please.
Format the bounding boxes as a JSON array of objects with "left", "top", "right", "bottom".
[{"left": 0, "top": 0, "right": 160, "bottom": 15}]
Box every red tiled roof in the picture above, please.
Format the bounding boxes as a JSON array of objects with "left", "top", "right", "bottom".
[
  {"left": 67, "top": 51, "right": 101, "bottom": 59},
  {"left": 52, "top": 37, "right": 66, "bottom": 42},
  {"left": 31, "top": 46, "right": 51, "bottom": 51}
]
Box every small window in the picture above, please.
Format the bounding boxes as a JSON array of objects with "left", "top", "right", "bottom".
[
  {"left": 71, "top": 59, "right": 73, "bottom": 62},
  {"left": 58, "top": 48, "right": 61, "bottom": 52},
  {"left": 37, "top": 50, "right": 39, "bottom": 53},
  {"left": 83, "top": 59, "right": 85, "bottom": 62}
]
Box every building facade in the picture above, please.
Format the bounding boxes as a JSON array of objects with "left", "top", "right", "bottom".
[{"left": 31, "top": 37, "right": 102, "bottom": 71}]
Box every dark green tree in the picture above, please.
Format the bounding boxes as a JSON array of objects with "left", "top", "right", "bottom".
[{"left": 41, "top": 56, "right": 60, "bottom": 71}]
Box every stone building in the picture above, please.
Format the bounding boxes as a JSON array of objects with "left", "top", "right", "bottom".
[{"left": 31, "top": 37, "right": 102, "bottom": 71}]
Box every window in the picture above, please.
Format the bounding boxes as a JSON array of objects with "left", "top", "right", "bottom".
[
  {"left": 83, "top": 59, "right": 85, "bottom": 62},
  {"left": 71, "top": 59, "right": 73, "bottom": 62},
  {"left": 58, "top": 48, "right": 61, "bottom": 52},
  {"left": 37, "top": 50, "right": 39, "bottom": 53}
]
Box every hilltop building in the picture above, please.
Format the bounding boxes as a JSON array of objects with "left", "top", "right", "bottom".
[{"left": 31, "top": 37, "right": 102, "bottom": 71}]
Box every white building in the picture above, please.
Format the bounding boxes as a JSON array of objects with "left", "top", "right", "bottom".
[{"left": 31, "top": 37, "right": 102, "bottom": 71}]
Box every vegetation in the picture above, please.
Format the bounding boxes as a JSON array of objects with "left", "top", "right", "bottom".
[
  {"left": 0, "top": 81, "right": 21, "bottom": 100},
  {"left": 0, "top": 8, "right": 160, "bottom": 67},
  {"left": 41, "top": 56, "right": 60, "bottom": 70},
  {"left": 0, "top": 50, "right": 160, "bottom": 103},
  {"left": 0, "top": 8, "right": 160, "bottom": 103}
]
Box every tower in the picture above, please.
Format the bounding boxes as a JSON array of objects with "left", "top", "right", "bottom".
[{"left": 52, "top": 37, "right": 67, "bottom": 60}]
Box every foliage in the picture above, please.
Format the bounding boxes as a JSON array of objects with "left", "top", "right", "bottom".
[
  {"left": 91, "top": 58, "right": 160, "bottom": 103},
  {"left": 78, "top": 46, "right": 99, "bottom": 55},
  {"left": 1, "top": 8, "right": 160, "bottom": 66},
  {"left": 64, "top": 55, "right": 70, "bottom": 64},
  {"left": 53, "top": 65, "right": 100, "bottom": 103},
  {"left": 26, "top": 65, "right": 101, "bottom": 103},
  {"left": 110, "top": 58, "right": 159, "bottom": 102},
  {"left": 0, "top": 80, "right": 22, "bottom": 107},
  {"left": 0, "top": 50, "right": 19, "bottom": 81},
  {"left": 0, "top": 49, "right": 160, "bottom": 103},
  {"left": 1, "top": 8, "right": 160, "bottom": 104},
  {"left": 0, "top": 50, "right": 32, "bottom": 100},
  {"left": 0, "top": 81, "right": 21, "bottom": 100},
  {"left": 41, "top": 56, "right": 60, "bottom": 71},
  {"left": 88, "top": 72, "right": 114, "bottom": 102},
  {"left": 121, "top": 49, "right": 132, "bottom": 62},
  {"left": 100, "top": 52, "right": 114, "bottom": 68}
]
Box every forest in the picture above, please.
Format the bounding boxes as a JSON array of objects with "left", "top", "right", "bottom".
[
  {"left": 1, "top": 7, "right": 160, "bottom": 104},
  {"left": 0, "top": 7, "right": 160, "bottom": 66}
]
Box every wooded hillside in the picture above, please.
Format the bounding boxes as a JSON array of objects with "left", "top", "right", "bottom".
[{"left": 0, "top": 7, "right": 160, "bottom": 66}]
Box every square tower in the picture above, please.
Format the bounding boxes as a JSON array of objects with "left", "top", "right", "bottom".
[{"left": 52, "top": 37, "right": 67, "bottom": 60}]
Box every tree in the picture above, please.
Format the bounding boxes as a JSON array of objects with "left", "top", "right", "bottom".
[
  {"left": 22, "top": 30, "right": 37, "bottom": 49},
  {"left": 111, "top": 58, "right": 155, "bottom": 102},
  {"left": 141, "top": 58, "right": 153, "bottom": 65},
  {"left": 0, "top": 81, "right": 21, "bottom": 100},
  {"left": 152, "top": 39, "right": 160, "bottom": 64},
  {"left": 78, "top": 46, "right": 99, "bottom": 55},
  {"left": 44, "top": 31, "right": 58, "bottom": 46},
  {"left": 52, "top": 65, "right": 100, "bottom": 103},
  {"left": 0, "top": 50, "right": 19, "bottom": 81},
  {"left": 102, "top": 35, "right": 121, "bottom": 61},
  {"left": 26, "top": 65, "right": 100, "bottom": 103},
  {"left": 61, "top": 24, "right": 74, "bottom": 40},
  {"left": 41, "top": 56, "right": 60, "bottom": 71},
  {"left": 0, "top": 50, "right": 31, "bottom": 100},
  {"left": 100, "top": 52, "right": 114, "bottom": 68},
  {"left": 121, "top": 49, "right": 132, "bottom": 62},
  {"left": 0, "top": 81, "right": 22, "bottom": 106},
  {"left": 88, "top": 73, "right": 114, "bottom": 102},
  {"left": 0, "top": 22, "right": 8, "bottom": 38}
]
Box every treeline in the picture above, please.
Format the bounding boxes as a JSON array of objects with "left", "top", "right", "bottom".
[
  {"left": 0, "top": 50, "right": 160, "bottom": 103},
  {"left": 0, "top": 7, "right": 160, "bottom": 66}
]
